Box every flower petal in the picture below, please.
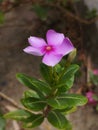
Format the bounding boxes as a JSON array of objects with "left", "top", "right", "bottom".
[
  {"left": 28, "top": 36, "right": 47, "bottom": 48},
  {"left": 23, "top": 46, "right": 44, "bottom": 56},
  {"left": 42, "top": 53, "right": 63, "bottom": 66},
  {"left": 46, "top": 29, "right": 64, "bottom": 46},
  {"left": 55, "top": 37, "right": 74, "bottom": 55}
]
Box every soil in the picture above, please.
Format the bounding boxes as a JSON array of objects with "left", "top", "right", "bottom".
[{"left": 0, "top": 1, "right": 98, "bottom": 130}]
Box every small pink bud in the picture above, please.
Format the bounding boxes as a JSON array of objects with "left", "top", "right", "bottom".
[
  {"left": 93, "top": 69, "right": 98, "bottom": 75},
  {"left": 86, "top": 91, "right": 98, "bottom": 105}
]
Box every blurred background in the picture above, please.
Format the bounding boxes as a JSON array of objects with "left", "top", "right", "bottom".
[{"left": 0, "top": 0, "right": 98, "bottom": 130}]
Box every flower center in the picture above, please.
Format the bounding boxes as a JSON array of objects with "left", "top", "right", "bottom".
[{"left": 45, "top": 46, "right": 52, "bottom": 51}]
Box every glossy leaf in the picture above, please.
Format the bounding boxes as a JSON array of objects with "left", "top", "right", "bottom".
[
  {"left": 16, "top": 73, "right": 51, "bottom": 97},
  {"left": 40, "top": 63, "right": 53, "bottom": 84},
  {"left": 47, "top": 110, "right": 72, "bottom": 129},
  {"left": 57, "top": 76, "right": 74, "bottom": 94},
  {"left": 47, "top": 93, "right": 87, "bottom": 109},
  {"left": 57, "top": 106, "right": 77, "bottom": 115},
  {"left": 21, "top": 97, "right": 46, "bottom": 111},
  {"left": 4, "top": 110, "right": 44, "bottom": 128},
  {"left": 57, "top": 64, "right": 79, "bottom": 91},
  {"left": 23, "top": 114, "right": 44, "bottom": 128},
  {"left": 54, "top": 64, "right": 62, "bottom": 74},
  {"left": 24, "top": 90, "right": 39, "bottom": 98},
  {"left": 4, "top": 110, "right": 31, "bottom": 121}
]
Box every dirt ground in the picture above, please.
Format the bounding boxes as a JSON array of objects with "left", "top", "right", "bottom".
[{"left": 0, "top": 1, "right": 98, "bottom": 130}]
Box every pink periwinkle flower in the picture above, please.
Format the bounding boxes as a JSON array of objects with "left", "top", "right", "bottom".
[
  {"left": 86, "top": 91, "right": 97, "bottom": 105},
  {"left": 93, "top": 69, "right": 98, "bottom": 75},
  {"left": 23, "top": 29, "right": 74, "bottom": 66}
]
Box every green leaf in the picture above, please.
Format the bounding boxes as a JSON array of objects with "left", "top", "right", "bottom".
[
  {"left": 4, "top": 110, "right": 31, "bottom": 121},
  {"left": 40, "top": 63, "right": 53, "bottom": 84},
  {"left": 16, "top": 73, "right": 51, "bottom": 97},
  {"left": 24, "top": 90, "right": 39, "bottom": 98},
  {"left": 57, "top": 76, "right": 74, "bottom": 94},
  {"left": 23, "top": 114, "right": 44, "bottom": 128},
  {"left": 57, "top": 64, "right": 79, "bottom": 91},
  {"left": 0, "top": 11, "right": 4, "bottom": 24},
  {"left": 4, "top": 110, "right": 44, "bottom": 128},
  {"left": 47, "top": 110, "right": 72, "bottom": 129},
  {"left": 47, "top": 94, "right": 87, "bottom": 109},
  {"left": 54, "top": 64, "right": 62, "bottom": 74},
  {"left": 32, "top": 4, "right": 48, "bottom": 21},
  {"left": 0, "top": 112, "right": 6, "bottom": 130},
  {"left": 58, "top": 106, "right": 77, "bottom": 115},
  {"left": 21, "top": 97, "right": 46, "bottom": 111}
]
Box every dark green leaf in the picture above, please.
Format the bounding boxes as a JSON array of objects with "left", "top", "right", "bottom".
[
  {"left": 24, "top": 90, "right": 39, "bottom": 98},
  {"left": 0, "top": 112, "right": 6, "bottom": 130},
  {"left": 57, "top": 76, "right": 74, "bottom": 94},
  {"left": 21, "top": 97, "right": 46, "bottom": 111},
  {"left": 16, "top": 73, "right": 51, "bottom": 97},
  {"left": 54, "top": 64, "right": 62, "bottom": 74},
  {"left": 47, "top": 93, "right": 87, "bottom": 109},
  {"left": 57, "top": 106, "right": 77, "bottom": 115},
  {"left": 23, "top": 114, "right": 44, "bottom": 128},
  {"left": 4, "top": 110, "right": 44, "bottom": 128},
  {"left": 4, "top": 110, "right": 31, "bottom": 121},
  {"left": 40, "top": 63, "right": 53, "bottom": 84},
  {"left": 47, "top": 110, "right": 72, "bottom": 129},
  {"left": 57, "top": 64, "right": 79, "bottom": 91}
]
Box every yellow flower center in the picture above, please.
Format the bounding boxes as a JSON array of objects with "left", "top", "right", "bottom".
[{"left": 46, "top": 46, "right": 52, "bottom": 51}]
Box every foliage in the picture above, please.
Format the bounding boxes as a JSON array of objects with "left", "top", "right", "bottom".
[{"left": 4, "top": 55, "right": 87, "bottom": 130}]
